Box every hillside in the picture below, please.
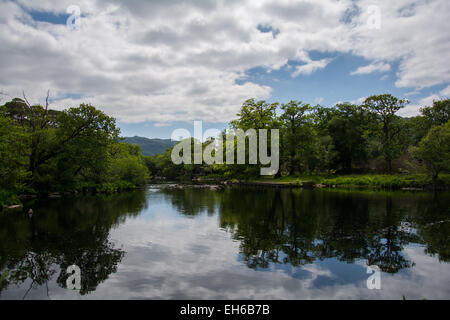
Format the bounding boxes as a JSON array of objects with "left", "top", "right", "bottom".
[{"left": 123, "top": 136, "right": 177, "bottom": 156}]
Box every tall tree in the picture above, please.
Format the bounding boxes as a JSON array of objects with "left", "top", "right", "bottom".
[
  {"left": 51, "top": 104, "right": 120, "bottom": 188},
  {"left": 0, "top": 105, "right": 29, "bottom": 193},
  {"left": 279, "top": 101, "right": 312, "bottom": 175},
  {"left": 230, "top": 98, "right": 278, "bottom": 130},
  {"left": 421, "top": 99, "right": 450, "bottom": 128},
  {"left": 2, "top": 98, "right": 121, "bottom": 192},
  {"left": 3, "top": 96, "right": 59, "bottom": 184},
  {"left": 229, "top": 99, "right": 279, "bottom": 177},
  {"left": 412, "top": 121, "right": 450, "bottom": 188},
  {"left": 363, "top": 94, "right": 408, "bottom": 173},
  {"left": 326, "top": 103, "right": 368, "bottom": 172}
]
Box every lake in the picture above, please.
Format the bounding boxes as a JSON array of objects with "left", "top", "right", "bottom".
[{"left": 1, "top": 185, "right": 449, "bottom": 299}]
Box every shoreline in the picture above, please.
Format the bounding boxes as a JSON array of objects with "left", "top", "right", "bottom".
[
  {"left": 3, "top": 174, "right": 449, "bottom": 210},
  {"left": 0, "top": 184, "right": 146, "bottom": 211},
  {"left": 153, "top": 173, "right": 450, "bottom": 192}
]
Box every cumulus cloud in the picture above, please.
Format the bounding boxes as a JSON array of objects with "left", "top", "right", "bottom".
[
  {"left": 292, "top": 58, "right": 333, "bottom": 77},
  {"left": 0, "top": 0, "right": 449, "bottom": 123},
  {"left": 398, "top": 85, "right": 450, "bottom": 117},
  {"left": 350, "top": 61, "right": 391, "bottom": 75},
  {"left": 314, "top": 97, "right": 324, "bottom": 104},
  {"left": 440, "top": 85, "right": 450, "bottom": 97},
  {"left": 417, "top": 85, "right": 450, "bottom": 108}
]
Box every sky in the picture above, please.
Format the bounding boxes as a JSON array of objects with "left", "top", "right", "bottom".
[{"left": 0, "top": 0, "right": 449, "bottom": 138}]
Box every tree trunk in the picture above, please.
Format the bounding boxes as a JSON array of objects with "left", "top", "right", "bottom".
[
  {"left": 432, "top": 173, "right": 439, "bottom": 191},
  {"left": 289, "top": 151, "right": 295, "bottom": 176}
]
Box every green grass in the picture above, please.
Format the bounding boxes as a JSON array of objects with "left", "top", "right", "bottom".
[
  {"left": 94, "top": 181, "right": 136, "bottom": 194},
  {"left": 247, "top": 173, "right": 450, "bottom": 190},
  {"left": 0, "top": 189, "right": 21, "bottom": 208},
  {"left": 321, "top": 174, "right": 430, "bottom": 189}
]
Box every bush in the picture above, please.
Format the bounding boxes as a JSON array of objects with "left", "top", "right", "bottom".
[
  {"left": 0, "top": 190, "right": 21, "bottom": 207},
  {"left": 95, "top": 181, "right": 135, "bottom": 194},
  {"left": 320, "top": 174, "right": 432, "bottom": 189}
]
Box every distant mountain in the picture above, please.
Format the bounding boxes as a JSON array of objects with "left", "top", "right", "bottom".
[{"left": 122, "top": 136, "right": 177, "bottom": 156}]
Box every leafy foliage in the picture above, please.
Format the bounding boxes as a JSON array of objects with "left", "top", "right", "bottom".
[
  {"left": 2, "top": 95, "right": 450, "bottom": 201},
  {"left": 144, "top": 96, "right": 450, "bottom": 185},
  {"left": 412, "top": 121, "right": 450, "bottom": 184},
  {"left": 0, "top": 98, "right": 150, "bottom": 205}
]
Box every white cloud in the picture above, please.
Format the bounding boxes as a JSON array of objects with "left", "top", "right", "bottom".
[
  {"left": 418, "top": 85, "right": 450, "bottom": 107},
  {"left": 314, "top": 97, "right": 324, "bottom": 104},
  {"left": 398, "top": 85, "right": 450, "bottom": 117},
  {"left": 351, "top": 61, "right": 391, "bottom": 75},
  {"left": 153, "top": 122, "right": 171, "bottom": 128},
  {"left": 0, "top": 0, "right": 449, "bottom": 123},
  {"left": 405, "top": 90, "right": 421, "bottom": 96},
  {"left": 440, "top": 85, "right": 450, "bottom": 97},
  {"left": 351, "top": 97, "right": 367, "bottom": 105},
  {"left": 292, "top": 58, "right": 333, "bottom": 77}
]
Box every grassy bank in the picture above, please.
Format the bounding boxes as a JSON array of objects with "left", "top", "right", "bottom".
[
  {"left": 0, "top": 181, "right": 144, "bottom": 210},
  {"left": 246, "top": 174, "right": 450, "bottom": 190},
  {"left": 0, "top": 190, "right": 21, "bottom": 209}
]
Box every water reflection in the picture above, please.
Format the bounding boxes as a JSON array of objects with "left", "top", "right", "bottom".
[
  {"left": 161, "top": 187, "right": 449, "bottom": 273},
  {"left": 0, "top": 190, "right": 147, "bottom": 297},
  {"left": 0, "top": 186, "right": 449, "bottom": 299}
]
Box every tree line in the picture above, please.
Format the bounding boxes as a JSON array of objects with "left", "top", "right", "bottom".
[
  {"left": 146, "top": 94, "right": 450, "bottom": 184},
  {"left": 1, "top": 93, "right": 449, "bottom": 207},
  {"left": 0, "top": 97, "right": 149, "bottom": 207}
]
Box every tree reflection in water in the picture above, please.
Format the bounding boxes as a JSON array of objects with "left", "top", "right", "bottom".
[
  {"left": 162, "top": 187, "right": 450, "bottom": 273},
  {"left": 1, "top": 186, "right": 449, "bottom": 298},
  {"left": 0, "top": 190, "right": 147, "bottom": 297}
]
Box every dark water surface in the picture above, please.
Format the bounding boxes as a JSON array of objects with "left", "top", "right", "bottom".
[{"left": 1, "top": 185, "right": 449, "bottom": 299}]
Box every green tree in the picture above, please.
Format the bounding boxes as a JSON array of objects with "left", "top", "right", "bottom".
[
  {"left": 0, "top": 106, "right": 30, "bottom": 206},
  {"left": 229, "top": 99, "right": 279, "bottom": 178},
  {"left": 363, "top": 94, "right": 409, "bottom": 173},
  {"left": 54, "top": 103, "right": 119, "bottom": 183},
  {"left": 1, "top": 98, "right": 143, "bottom": 194},
  {"left": 279, "top": 101, "right": 312, "bottom": 175},
  {"left": 108, "top": 142, "right": 150, "bottom": 186},
  {"left": 421, "top": 99, "right": 450, "bottom": 127},
  {"left": 405, "top": 115, "right": 430, "bottom": 146},
  {"left": 412, "top": 121, "right": 450, "bottom": 187},
  {"left": 230, "top": 98, "right": 278, "bottom": 130},
  {"left": 3, "top": 97, "right": 60, "bottom": 184},
  {"left": 0, "top": 105, "right": 29, "bottom": 191},
  {"left": 326, "top": 103, "right": 369, "bottom": 172}
]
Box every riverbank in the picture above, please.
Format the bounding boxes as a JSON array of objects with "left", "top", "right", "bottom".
[
  {"left": 0, "top": 190, "right": 22, "bottom": 210},
  {"left": 0, "top": 181, "right": 145, "bottom": 210},
  {"left": 189, "top": 174, "right": 450, "bottom": 191},
  {"left": 3, "top": 174, "right": 449, "bottom": 210},
  {"left": 236, "top": 174, "right": 450, "bottom": 190}
]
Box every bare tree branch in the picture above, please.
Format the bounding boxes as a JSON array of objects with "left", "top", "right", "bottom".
[
  {"left": 45, "top": 89, "right": 50, "bottom": 112},
  {"left": 22, "top": 90, "right": 32, "bottom": 108}
]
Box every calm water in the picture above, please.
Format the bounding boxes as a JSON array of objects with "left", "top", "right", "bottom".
[{"left": 0, "top": 185, "right": 449, "bottom": 300}]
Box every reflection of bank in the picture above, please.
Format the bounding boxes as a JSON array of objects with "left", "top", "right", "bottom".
[
  {"left": 167, "top": 187, "right": 436, "bottom": 273},
  {"left": 0, "top": 189, "right": 147, "bottom": 297}
]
